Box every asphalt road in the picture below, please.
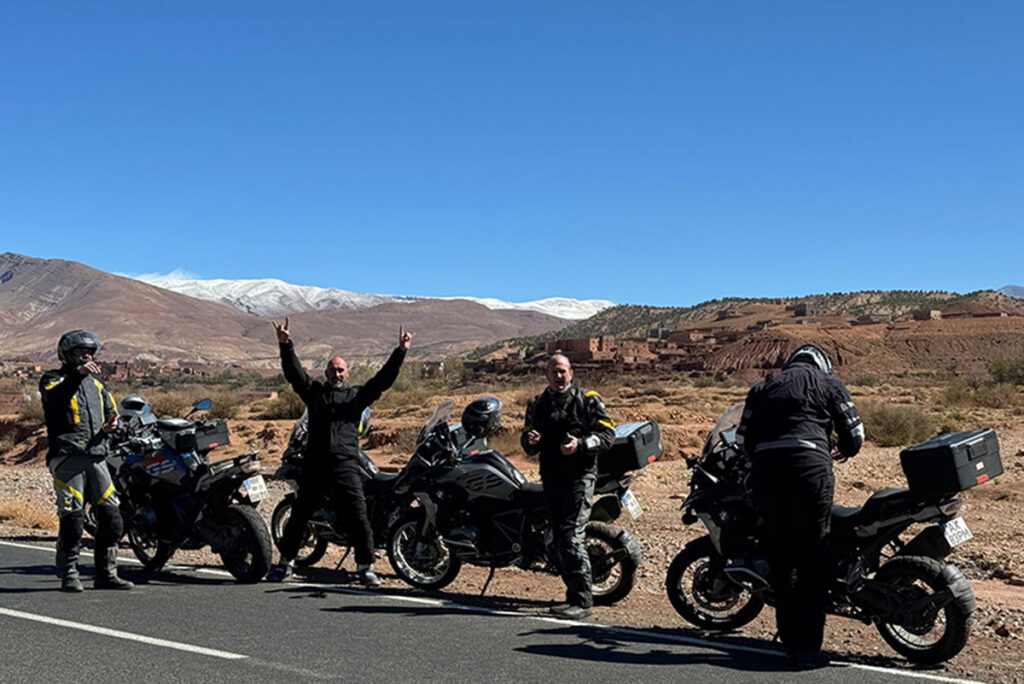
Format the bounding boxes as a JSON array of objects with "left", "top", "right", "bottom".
[{"left": 0, "top": 541, "right": 978, "bottom": 684}]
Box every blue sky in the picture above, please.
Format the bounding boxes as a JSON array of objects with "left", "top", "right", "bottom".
[{"left": 2, "top": 2, "right": 1021, "bottom": 306}]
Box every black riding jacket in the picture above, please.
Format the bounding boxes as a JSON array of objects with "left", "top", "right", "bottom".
[
  {"left": 280, "top": 341, "right": 405, "bottom": 464},
  {"left": 39, "top": 366, "right": 117, "bottom": 463},
  {"left": 521, "top": 384, "right": 616, "bottom": 481},
  {"left": 736, "top": 361, "right": 864, "bottom": 463}
]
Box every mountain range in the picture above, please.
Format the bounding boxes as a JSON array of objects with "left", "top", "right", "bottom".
[
  {"left": 998, "top": 285, "right": 1024, "bottom": 299},
  {"left": 0, "top": 253, "right": 572, "bottom": 365},
  {"left": 132, "top": 272, "right": 614, "bottom": 320}
]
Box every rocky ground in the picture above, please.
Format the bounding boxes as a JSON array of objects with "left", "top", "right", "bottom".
[{"left": 3, "top": 383, "right": 1024, "bottom": 682}]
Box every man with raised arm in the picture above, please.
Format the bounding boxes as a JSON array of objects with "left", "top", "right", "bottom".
[{"left": 267, "top": 318, "right": 413, "bottom": 587}]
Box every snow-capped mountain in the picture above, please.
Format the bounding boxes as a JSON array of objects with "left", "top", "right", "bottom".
[
  {"left": 132, "top": 272, "right": 615, "bottom": 320},
  {"left": 998, "top": 285, "right": 1024, "bottom": 299}
]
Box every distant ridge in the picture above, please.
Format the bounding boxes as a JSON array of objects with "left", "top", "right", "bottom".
[
  {"left": 132, "top": 272, "right": 615, "bottom": 320},
  {"left": 0, "top": 253, "right": 572, "bottom": 364},
  {"left": 998, "top": 285, "right": 1024, "bottom": 299}
]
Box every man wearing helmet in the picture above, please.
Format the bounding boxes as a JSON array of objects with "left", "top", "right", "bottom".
[
  {"left": 40, "top": 331, "right": 134, "bottom": 592},
  {"left": 736, "top": 344, "right": 864, "bottom": 668},
  {"left": 521, "top": 354, "right": 615, "bottom": 619},
  {"left": 267, "top": 318, "right": 413, "bottom": 587}
]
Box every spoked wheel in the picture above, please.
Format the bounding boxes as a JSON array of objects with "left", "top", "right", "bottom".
[
  {"left": 127, "top": 517, "right": 174, "bottom": 572},
  {"left": 586, "top": 521, "right": 640, "bottom": 606},
  {"left": 874, "top": 556, "right": 972, "bottom": 664},
  {"left": 213, "top": 504, "right": 273, "bottom": 583},
  {"left": 271, "top": 496, "right": 328, "bottom": 568},
  {"left": 665, "top": 535, "right": 764, "bottom": 630},
  {"left": 386, "top": 511, "right": 461, "bottom": 590}
]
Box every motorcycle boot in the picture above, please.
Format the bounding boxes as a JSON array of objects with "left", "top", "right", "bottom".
[
  {"left": 356, "top": 565, "right": 381, "bottom": 588},
  {"left": 267, "top": 559, "right": 295, "bottom": 582},
  {"left": 549, "top": 603, "right": 592, "bottom": 620},
  {"left": 94, "top": 548, "right": 134, "bottom": 590},
  {"left": 56, "top": 512, "right": 84, "bottom": 592}
]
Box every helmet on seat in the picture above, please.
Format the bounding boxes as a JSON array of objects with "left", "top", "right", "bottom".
[
  {"left": 461, "top": 396, "right": 503, "bottom": 438},
  {"left": 784, "top": 345, "right": 833, "bottom": 375},
  {"left": 57, "top": 330, "right": 102, "bottom": 366},
  {"left": 119, "top": 394, "right": 151, "bottom": 418}
]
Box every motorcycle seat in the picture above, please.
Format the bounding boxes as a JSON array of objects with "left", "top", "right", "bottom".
[
  {"left": 157, "top": 418, "right": 194, "bottom": 431},
  {"left": 365, "top": 472, "right": 399, "bottom": 494},
  {"left": 831, "top": 487, "right": 914, "bottom": 533}
]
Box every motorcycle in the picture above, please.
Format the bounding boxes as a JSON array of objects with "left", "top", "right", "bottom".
[
  {"left": 385, "top": 401, "right": 649, "bottom": 605},
  {"left": 104, "top": 398, "right": 273, "bottom": 583},
  {"left": 270, "top": 408, "right": 414, "bottom": 568},
  {"left": 665, "top": 404, "right": 990, "bottom": 664}
]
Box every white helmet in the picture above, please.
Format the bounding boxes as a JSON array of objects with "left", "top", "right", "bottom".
[{"left": 784, "top": 345, "right": 833, "bottom": 374}]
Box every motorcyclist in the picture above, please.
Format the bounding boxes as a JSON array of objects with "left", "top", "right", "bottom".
[
  {"left": 40, "top": 331, "right": 134, "bottom": 592},
  {"left": 521, "top": 354, "right": 615, "bottom": 619},
  {"left": 736, "top": 344, "right": 863, "bottom": 668},
  {"left": 267, "top": 318, "right": 413, "bottom": 587}
]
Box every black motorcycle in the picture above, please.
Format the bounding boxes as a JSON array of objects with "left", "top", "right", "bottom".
[
  {"left": 270, "top": 408, "right": 414, "bottom": 569},
  {"left": 665, "top": 404, "right": 994, "bottom": 664},
  {"left": 384, "top": 401, "right": 649, "bottom": 605},
  {"left": 105, "top": 398, "right": 273, "bottom": 583}
]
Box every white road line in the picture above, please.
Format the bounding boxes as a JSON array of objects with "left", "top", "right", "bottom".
[
  {"left": 0, "top": 540, "right": 984, "bottom": 683},
  {"left": 0, "top": 607, "right": 247, "bottom": 660}
]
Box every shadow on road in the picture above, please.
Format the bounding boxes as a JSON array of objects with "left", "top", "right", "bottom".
[{"left": 515, "top": 623, "right": 795, "bottom": 673}]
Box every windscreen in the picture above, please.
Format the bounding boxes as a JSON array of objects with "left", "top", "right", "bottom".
[{"left": 703, "top": 402, "right": 744, "bottom": 457}]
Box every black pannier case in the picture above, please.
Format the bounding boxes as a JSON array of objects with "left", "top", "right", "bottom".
[
  {"left": 195, "top": 420, "right": 231, "bottom": 453},
  {"left": 899, "top": 428, "right": 1002, "bottom": 497},
  {"left": 599, "top": 421, "right": 662, "bottom": 474}
]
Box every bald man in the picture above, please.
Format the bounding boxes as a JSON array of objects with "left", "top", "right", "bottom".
[
  {"left": 268, "top": 318, "right": 413, "bottom": 586},
  {"left": 522, "top": 354, "right": 615, "bottom": 618}
]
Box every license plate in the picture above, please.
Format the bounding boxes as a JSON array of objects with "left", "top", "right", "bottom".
[
  {"left": 942, "top": 517, "right": 973, "bottom": 548},
  {"left": 621, "top": 490, "right": 643, "bottom": 519},
  {"left": 243, "top": 475, "right": 269, "bottom": 503}
]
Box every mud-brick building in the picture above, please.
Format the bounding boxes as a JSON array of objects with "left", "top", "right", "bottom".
[
  {"left": 545, "top": 337, "right": 616, "bottom": 363},
  {"left": 913, "top": 310, "right": 942, "bottom": 321}
]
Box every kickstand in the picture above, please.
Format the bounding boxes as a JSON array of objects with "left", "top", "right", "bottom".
[
  {"left": 480, "top": 566, "right": 496, "bottom": 597},
  {"left": 334, "top": 547, "right": 352, "bottom": 573}
]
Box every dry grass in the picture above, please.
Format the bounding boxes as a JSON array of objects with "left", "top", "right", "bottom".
[{"left": 0, "top": 500, "right": 57, "bottom": 530}]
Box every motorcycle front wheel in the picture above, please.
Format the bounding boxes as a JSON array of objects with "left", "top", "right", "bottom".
[
  {"left": 586, "top": 521, "right": 640, "bottom": 606},
  {"left": 213, "top": 504, "right": 273, "bottom": 583},
  {"left": 665, "top": 535, "right": 764, "bottom": 630},
  {"left": 873, "top": 556, "right": 972, "bottom": 664},
  {"left": 127, "top": 516, "right": 174, "bottom": 572},
  {"left": 270, "top": 496, "right": 328, "bottom": 568},
  {"left": 386, "top": 511, "right": 461, "bottom": 591}
]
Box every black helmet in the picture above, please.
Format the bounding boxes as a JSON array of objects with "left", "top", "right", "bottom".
[
  {"left": 119, "top": 394, "right": 151, "bottom": 418},
  {"left": 784, "top": 344, "right": 833, "bottom": 374},
  {"left": 461, "top": 396, "right": 503, "bottom": 438},
  {"left": 57, "top": 330, "right": 101, "bottom": 366}
]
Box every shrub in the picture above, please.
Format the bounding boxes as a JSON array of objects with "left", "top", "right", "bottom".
[
  {"left": 254, "top": 389, "right": 306, "bottom": 420},
  {"left": 854, "top": 373, "right": 881, "bottom": 387},
  {"left": 206, "top": 392, "right": 243, "bottom": 420},
  {"left": 986, "top": 358, "right": 1024, "bottom": 385},
  {"left": 973, "top": 383, "right": 1020, "bottom": 409},
  {"left": 943, "top": 380, "right": 1021, "bottom": 408},
  {"left": 860, "top": 403, "right": 936, "bottom": 447},
  {"left": 148, "top": 391, "right": 195, "bottom": 418}
]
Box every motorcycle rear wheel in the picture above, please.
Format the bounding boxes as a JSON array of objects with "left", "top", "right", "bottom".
[
  {"left": 586, "top": 521, "right": 639, "bottom": 606},
  {"left": 386, "top": 511, "right": 462, "bottom": 591},
  {"left": 270, "top": 496, "right": 328, "bottom": 568},
  {"left": 214, "top": 504, "right": 273, "bottom": 584},
  {"left": 665, "top": 535, "right": 764, "bottom": 630},
  {"left": 874, "top": 556, "right": 972, "bottom": 664}
]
